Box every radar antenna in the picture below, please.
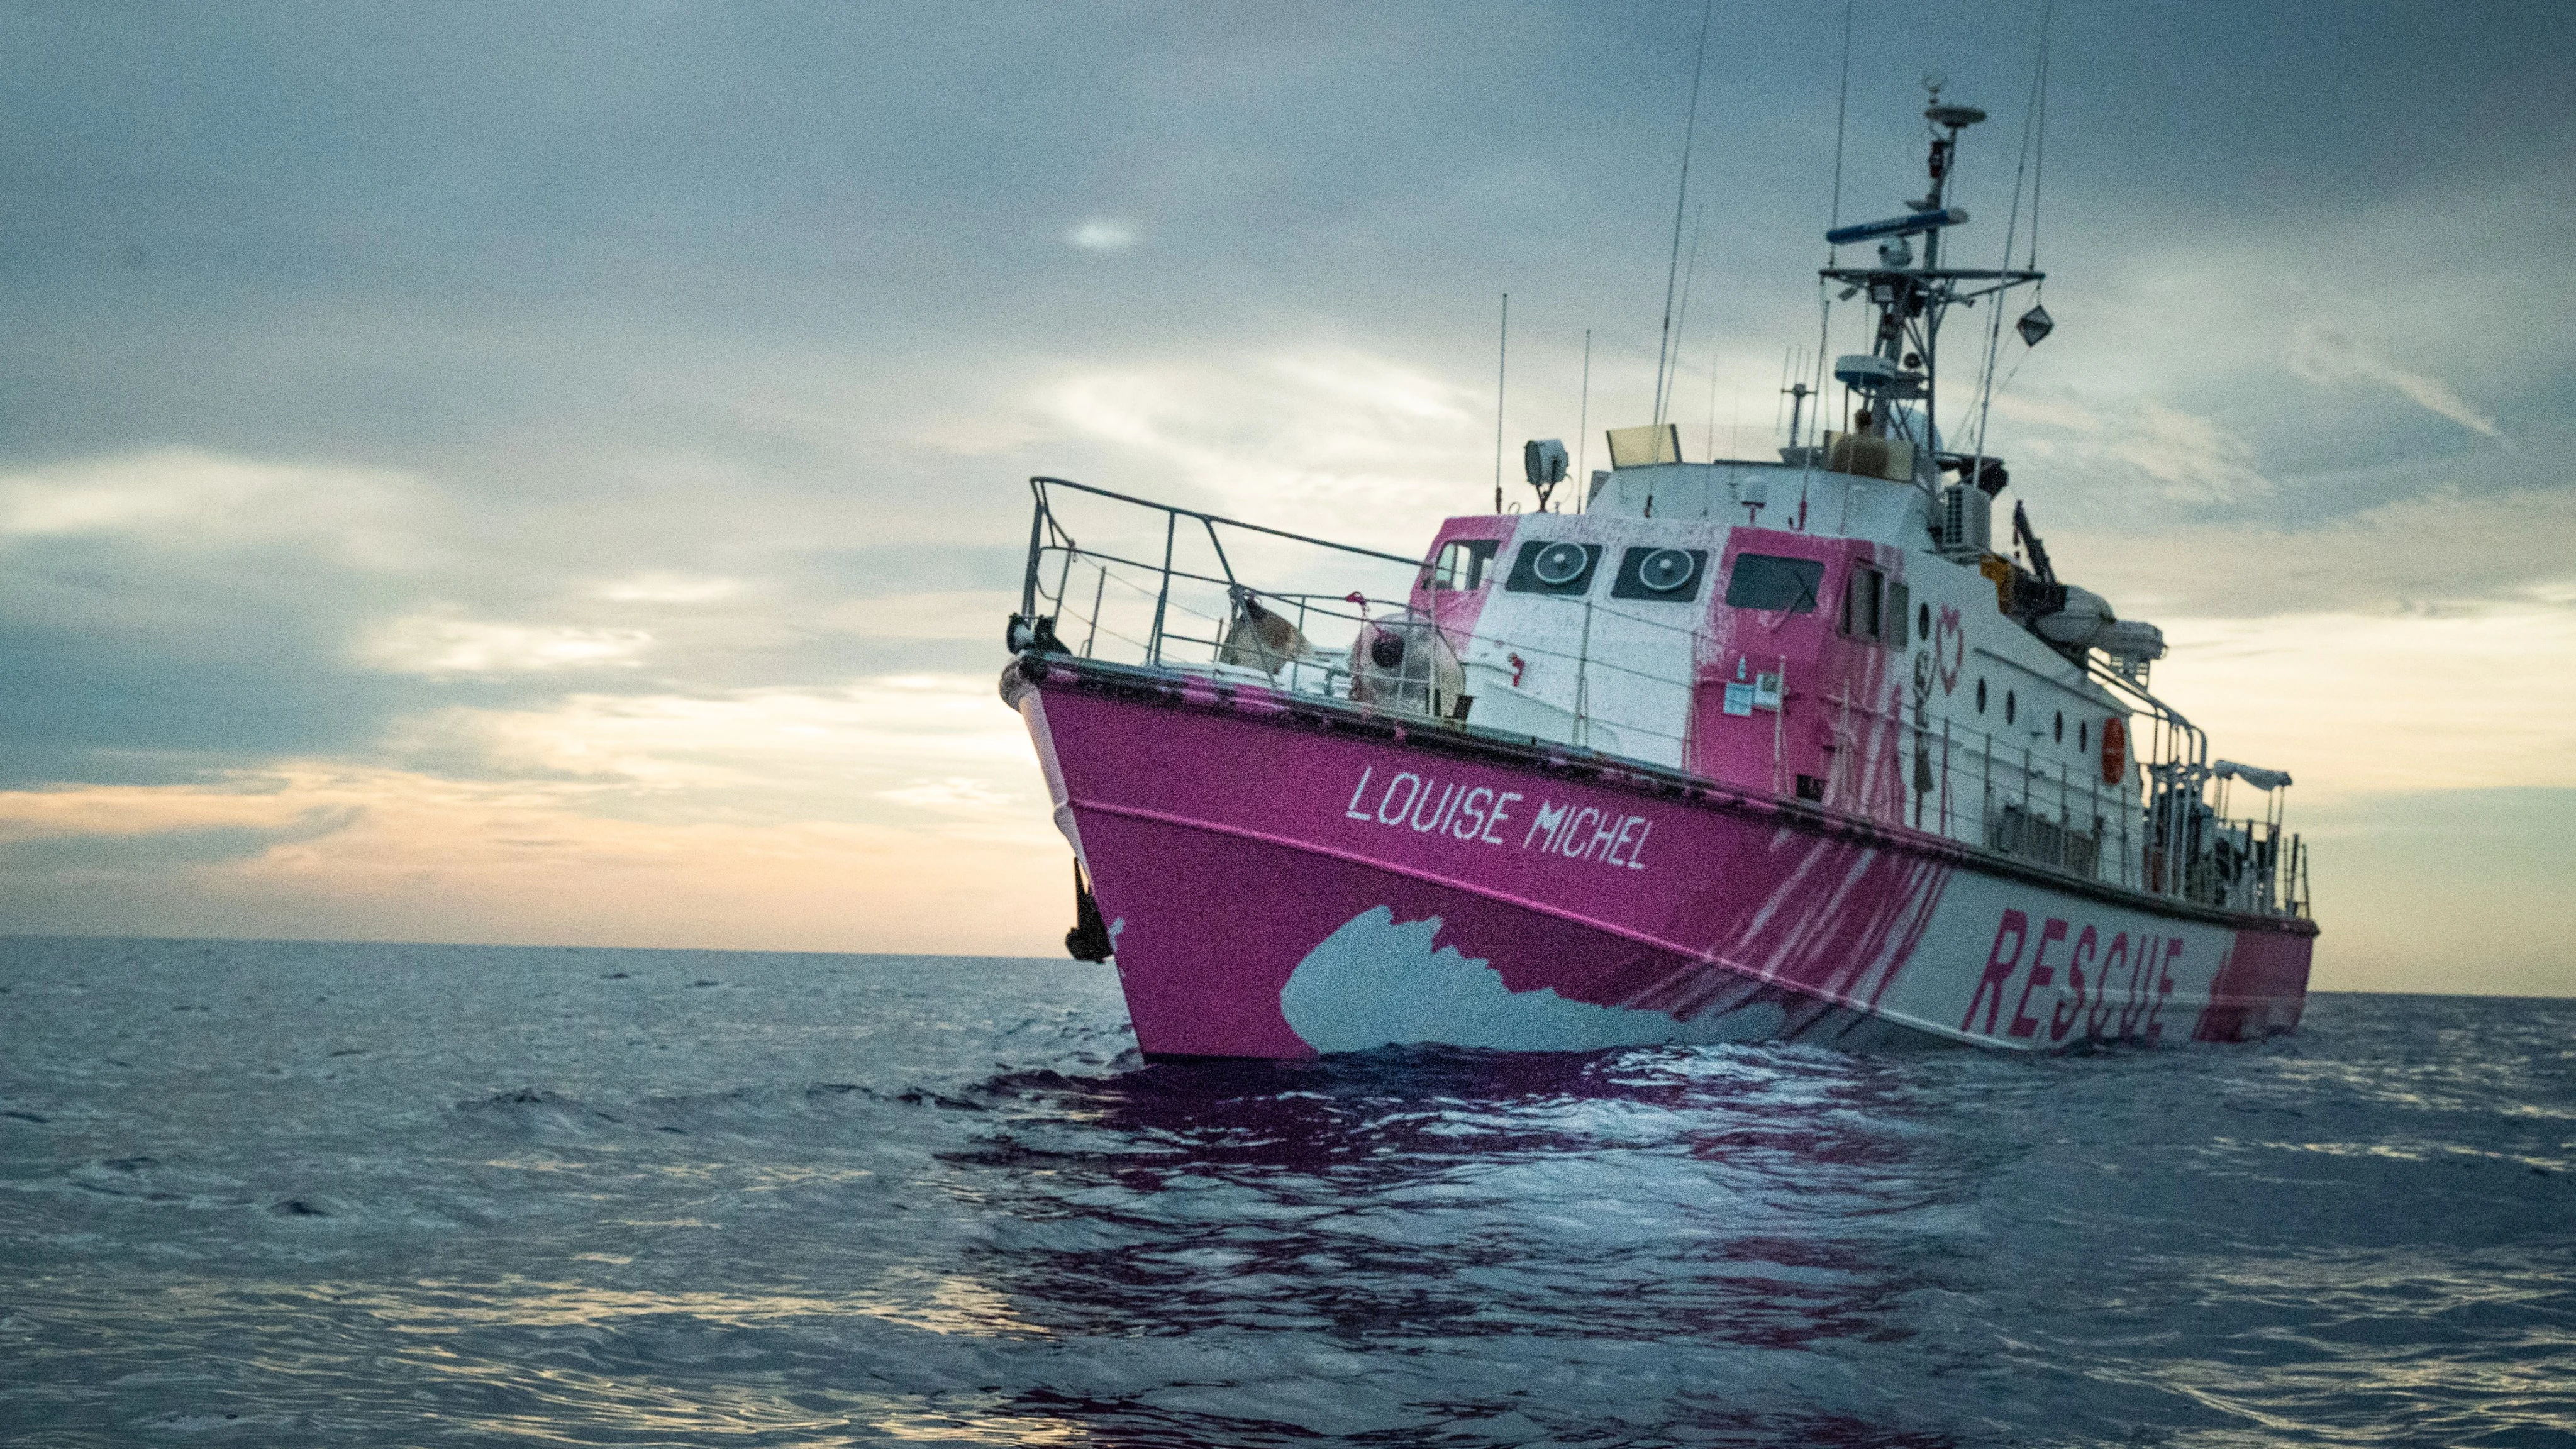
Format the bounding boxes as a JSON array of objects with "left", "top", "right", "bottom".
[{"left": 1818, "top": 85, "right": 2042, "bottom": 492}]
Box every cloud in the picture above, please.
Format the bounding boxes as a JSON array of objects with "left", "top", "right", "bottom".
[
  {"left": 0, "top": 674, "right": 1067, "bottom": 952},
  {"left": 0, "top": 450, "right": 433, "bottom": 569},
  {"left": 1033, "top": 348, "right": 1491, "bottom": 547},
  {"left": 359, "top": 613, "right": 656, "bottom": 675},
  {"left": 1065, "top": 218, "right": 1138, "bottom": 252},
  {"left": 2290, "top": 322, "right": 2503, "bottom": 440},
  {"left": 378, "top": 675, "right": 1047, "bottom": 823},
  {"left": 1991, "top": 392, "right": 2273, "bottom": 505},
  {"left": 594, "top": 573, "right": 743, "bottom": 604},
  {"left": 2052, "top": 484, "right": 2576, "bottom": 619},
  {"left": 0, "top": 804, "right": 361, "bottom": 873},
  {"left": 823, "top": 590, "right": 1020, "bottom": 641}
]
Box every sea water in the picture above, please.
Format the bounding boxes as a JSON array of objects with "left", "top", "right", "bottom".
[{"left": 1, "top": 936, "right": 2568, "bottom": 1446}]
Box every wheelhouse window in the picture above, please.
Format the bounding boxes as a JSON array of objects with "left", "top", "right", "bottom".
[
  {"left": 1426, "top": 538, "right": 1499, "bottom": 592},
  {"left": 1722, "top": 553, "right": 1823, "bottom": 613},
  {"left": 1503, "top": 540, "right": 1602, "bottom": 596},
  {"left": 1610, "top": 547, "right": 1709, "bottom": 602}
]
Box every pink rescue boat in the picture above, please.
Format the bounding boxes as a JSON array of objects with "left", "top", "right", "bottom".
[{"left": 1001, "top": 92, "right": 2315, "bottom": 1058}]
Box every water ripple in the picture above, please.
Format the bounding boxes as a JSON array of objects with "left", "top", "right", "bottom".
[{"left": 1, "top": 938, "right": 2569, "bottom": 1446}]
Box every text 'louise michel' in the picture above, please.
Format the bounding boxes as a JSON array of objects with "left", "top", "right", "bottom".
[{"left": 1343, "top": 767, "right": 1652, "bottom": 872}]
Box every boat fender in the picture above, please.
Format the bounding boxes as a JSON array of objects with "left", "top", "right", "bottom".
[
  {"left": 1006, "top": 612, "right": 1065, "bottom": 655},
  {"left": 1064, "top": 860, "right": 1113, "bottom": 963}
]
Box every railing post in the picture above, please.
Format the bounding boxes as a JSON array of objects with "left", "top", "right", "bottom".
[
  {"left": 1981, "top": 728, "right": 1992, "bottom": 849},
  {"left": 1573, "top": 597, "right": 1594, "bottom": 748},
  {"left": 1941, "top": 716, "right": 1952, "bottom": 841},
  {"left": 1080, "top": 564, "right": 1106, "bottom": 657},
  {"left": 1021, "top": 489, "right": 1047, "bottom": 619},
  {"left": 1148, "top": 511, "right": 1177, "bottom": 667}
]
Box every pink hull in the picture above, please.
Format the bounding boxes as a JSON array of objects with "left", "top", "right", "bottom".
[{"left": 1011, "top": 658, "right": 2314, "bottom": 1059}]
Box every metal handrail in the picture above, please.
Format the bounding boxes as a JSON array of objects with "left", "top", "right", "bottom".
[{"left": 1023, "top": 475, "right": 1423, "bottom": 612}]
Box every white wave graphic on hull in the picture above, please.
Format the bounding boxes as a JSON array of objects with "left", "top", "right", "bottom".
[{"left": 1279, "top": 906, "right": 1789, "bottom": 1054}]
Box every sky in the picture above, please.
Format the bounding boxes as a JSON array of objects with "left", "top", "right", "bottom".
[{"left": 1, "top": 1, "right": 2570, "bottom": 996}]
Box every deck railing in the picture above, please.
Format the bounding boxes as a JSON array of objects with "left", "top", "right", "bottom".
[{"left": 1016, "top": 477, "right": 1707, "bottom": 761}]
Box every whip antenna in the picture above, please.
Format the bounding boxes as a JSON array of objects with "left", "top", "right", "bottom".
[
  {"left": 1652, "top": 0, "right": 1718, "bottom": 429},
  {"left": 1492, "top": 293, "right": 1509, "bottom": 512},
  {"left": 1575, "top": 328, "right": 1592, "bottom": 510}
]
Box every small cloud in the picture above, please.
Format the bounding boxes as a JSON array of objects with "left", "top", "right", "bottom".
[
  {"left": 360, "top": 612, "right": 653, "bottom": 675},
  {"left": 823, "top": 590, "right": 1018, "bottom": 641},
  {"left": 1065, "top": 218, "right": 1138, "bottom": 252},
  {"left": 879, "top": 776, "right": 1016, "bottom": 812},
  {"left": 2290, "top": 321, "right": 2502, "bottom": 441},
  {"left": 595, "top": 572, "right": 743, "bottom": 604}
]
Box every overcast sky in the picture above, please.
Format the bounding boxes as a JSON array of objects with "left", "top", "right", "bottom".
[{"left": 2, "top": 1, "right": 2569, "bottom": 994}]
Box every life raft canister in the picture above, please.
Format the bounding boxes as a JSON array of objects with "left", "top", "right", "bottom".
[{"left": 2101, "top": 715, "right": 2128, "bottom": 785}]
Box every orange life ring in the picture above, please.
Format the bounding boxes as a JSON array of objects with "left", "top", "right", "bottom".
[{"left": 2101, "top": 716, "right": 2128, "bottom": 785}]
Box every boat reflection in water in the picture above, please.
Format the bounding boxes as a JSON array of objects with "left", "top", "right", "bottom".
[{"left": 946, "top": 1040, "right": 1990, "bottom": 1442}]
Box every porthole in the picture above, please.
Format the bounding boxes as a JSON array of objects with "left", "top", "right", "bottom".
[
  {"left": 2079, "top": 721, "right": 2089, "bottom": 750},
  {"left": 1918, "top": 602, "right": 1931, "bottom": 640},
  {"left": 2005, "top": 690, "right": 2017, "bottom": 724},
  {"left": 2053, "top": 710, "right": 2063, "bottom": 743},
  {"left": 1975, "top": 679, "right": 1987, "bottom": 713}
]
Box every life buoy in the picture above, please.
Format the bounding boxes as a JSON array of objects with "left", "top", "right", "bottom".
[{"left": 2101, "top": 716, "right": 2128, "bottom": 785}]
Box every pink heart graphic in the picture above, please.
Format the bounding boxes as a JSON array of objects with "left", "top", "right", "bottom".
[{"left": 1935, "top": 605, "right": 1965, "bottom": 694}]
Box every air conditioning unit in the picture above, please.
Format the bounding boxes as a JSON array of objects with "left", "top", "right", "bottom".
[{"left": 1935, "top": 484, "right": 1991, "bottom": 558}]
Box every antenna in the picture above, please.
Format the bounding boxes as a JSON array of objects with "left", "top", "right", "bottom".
[
  {"left": 1970, "top": 0, "right": 2055, "bottom": 463},
  {"left": 1651, "top": 0, "right": 1718, "bottom": 429},
  {"left": 1816, "top": 1, "right": 1853, "bottom": 470},
  {"left": 1704, "top": 340, "right": 1724, "bottom": 459},
  {"left": 1827, "top": 0, "right": 1853, "bottom": 261},
  {"left": 2029, "top": 2, "right": 2051, "bottom": 273},
  {"left": 1660, "top": 203, "right": 1707, "bottom": 428},
  {"left": 1493, "top": 292, "right": 1508, "bottom": 513},
  {"left": 1575, "top": 328, "right": 1592, "bottom": 511}
]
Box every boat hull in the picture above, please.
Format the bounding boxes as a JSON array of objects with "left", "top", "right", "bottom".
[{"left": 1009, "top": 657, "right": 2314, "bottom": 1059}]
